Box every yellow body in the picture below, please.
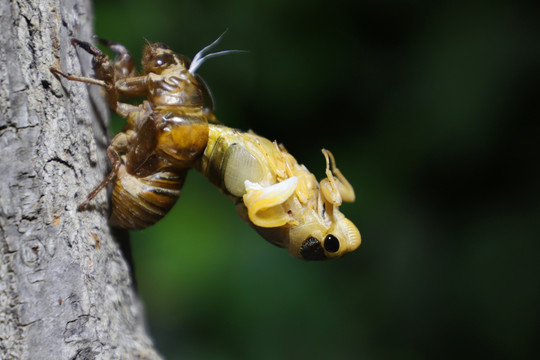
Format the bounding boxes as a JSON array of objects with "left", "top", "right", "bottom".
[{"left": 198, "top": 124, "right": 361, "bottom": 260}]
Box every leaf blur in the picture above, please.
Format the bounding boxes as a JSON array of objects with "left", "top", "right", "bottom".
[{"left": 94, "top": 1, "right": 540, "bottom": 359}]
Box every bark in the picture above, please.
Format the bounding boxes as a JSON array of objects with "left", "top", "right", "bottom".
[{"left": 0, "top": 1, "right": 163, "bottom": 359}]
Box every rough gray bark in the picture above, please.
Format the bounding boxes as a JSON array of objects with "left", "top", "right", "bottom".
[{"left": 0, "top": 1, "right": 163, "bottom": 359}]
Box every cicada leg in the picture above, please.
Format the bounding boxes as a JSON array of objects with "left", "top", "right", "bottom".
[
  {"left": 51, "top": 38, "right": 124, "bottom": 110},
  {"left": 243, "top": 177, "right": 299, "bottom": 228},
  {"left": 77, "top": 146, "right": 122, "bottom": 211},
  {"left": 320, "top": 149, "right": 355, "bottom": 206},
  {"left": 49, "top": 67, "right": 107, "bottom": 87},
  {"left": 115, "top": 100, "right": 153, "bottom": 128},
  {"left": 70, "top": 39, "right": 116, "bottom": 86},
  {"left": 93, "top": 36, "right": 135, "bottom": 80}
]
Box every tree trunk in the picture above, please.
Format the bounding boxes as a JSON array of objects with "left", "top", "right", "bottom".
[{"left": 0, "top": 1, "right": 163, "bottom": 359}]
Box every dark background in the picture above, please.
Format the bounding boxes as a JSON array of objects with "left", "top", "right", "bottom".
[{"left": 94, "top": 1, "right": 539, "bottom": 359}]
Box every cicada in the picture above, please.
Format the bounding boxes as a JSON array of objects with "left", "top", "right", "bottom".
[{"left": 50, "top": 35, "right": 361, "bottom": 260}]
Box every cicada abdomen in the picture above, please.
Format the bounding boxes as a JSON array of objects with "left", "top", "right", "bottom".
[
  {"left": 197, "top": 124, "right": 361, "bottom": 260},
  {"left": 100, "top": 113, "right": 188, "bottom": 230},
  {"left": 109, "top": 166, "right": 187, "bottom": 230}
]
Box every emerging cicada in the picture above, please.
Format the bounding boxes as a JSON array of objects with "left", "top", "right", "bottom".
[{"left": 51, "top": 35, "right": 361, "bottom": 260}]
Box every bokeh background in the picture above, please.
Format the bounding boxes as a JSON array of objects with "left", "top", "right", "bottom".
[{"left": 93, "top": 1, "right": 539, "bottom": 359}]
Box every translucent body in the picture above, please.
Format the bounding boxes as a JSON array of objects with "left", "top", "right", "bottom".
[{"left": 198, "top": 125, "right": 361, "bottom": 260}]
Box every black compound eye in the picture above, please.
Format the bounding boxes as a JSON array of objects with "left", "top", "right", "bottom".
[
  {"left": 155, "top": 53, "right": 175, "bottom": 67},
  {"left": 324, "top": 234, "right": 340, "bottom": 253},
  {"left": 300, "top": 237, "right": 326, "bottom": 261}
]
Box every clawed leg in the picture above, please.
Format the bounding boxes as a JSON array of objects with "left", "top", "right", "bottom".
[
  {"left": 60, "top": 36, "right": 134, "bottom": 85},
  {"left": 116, "top": 100, "right": 153, "bottom": 127},
  {"left": 49, "top": 66, "right": 107, "bottom": 87},
  {"left": 51, "top": 37, "right": 141, "bottom": 113},
  {"left": 70, "top": 38, "right": 117, "bottom": 85},
  {"left": 77, "top": 146, "right": 123, "bottom": 211},
  {"left": 71, "top": 38, "right": 104, "bottom": 57},
  {"left": 50, "top": 38, "right": 114, "bottom": 94},
  {"left": 93, "top": 36, "right": 135, "bottom": 79}
]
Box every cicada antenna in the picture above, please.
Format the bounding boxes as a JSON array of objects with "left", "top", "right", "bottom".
[{"left": 189, "top": 29, "right": 247, "bottom": 74}]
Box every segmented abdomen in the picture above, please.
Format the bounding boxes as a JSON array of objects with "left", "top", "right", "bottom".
[{"left": 109, "top": 165, "right": 187, "bottom": 230}]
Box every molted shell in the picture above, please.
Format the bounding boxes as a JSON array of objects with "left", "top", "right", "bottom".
[{"left": 109, "top": 166, "right": 186, "bottom": 230}]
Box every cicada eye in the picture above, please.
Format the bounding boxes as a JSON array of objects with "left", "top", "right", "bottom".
[
  {"left": 323, "top": 234, "right": 340, "bottom": 253},
  {"left": 154, "top": 53, "right": 175, "bottom": 67},
  {"left": 300, "top": 237, "right": 326, "bottom": 261}
]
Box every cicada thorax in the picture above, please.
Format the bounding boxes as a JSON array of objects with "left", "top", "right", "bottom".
[
  {"left": 197, "top": 125, "right": 306, "bottom": 244},
  {"left": 198, "top": 125, "right": 272, "bottom": 198},
  {"left": 198, "top": 124, "right": 307, "bottom": 229},
  {"left": 138, "top": 48, "right": 214, "bottom": 166},
  {"left": 153, "top": 111, "right": 210, "bottom": 168}
]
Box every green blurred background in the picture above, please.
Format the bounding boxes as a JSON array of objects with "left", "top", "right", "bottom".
[{"left": 93, "top": 0, "right": 539, "bottom": 359}]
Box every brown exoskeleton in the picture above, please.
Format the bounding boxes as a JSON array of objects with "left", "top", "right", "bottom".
[
  {"left": 51, "top": 36, "right": 361, "bottom": 259},
  {"left": 51, "top": 37, "right": 217, "bottom": 229}
]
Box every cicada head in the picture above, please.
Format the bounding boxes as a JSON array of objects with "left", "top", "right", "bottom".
[
  {"left": 246, "top": 182, "right": 361, "bottom": 260},
  {"left": 142, "top": 43, "right": 189, "bottom": 75},
  {"left": 241, "top": 147, "right": 361, "bottom": 260},
  {"left": 286, "top": 205, "right": 361, "bottom": 261},
  {"left": 252, "top": 206, "right": 361, "bottom": 261},
  {"left": 142, "top": 44, "right": 193, "bottom": 76}
]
